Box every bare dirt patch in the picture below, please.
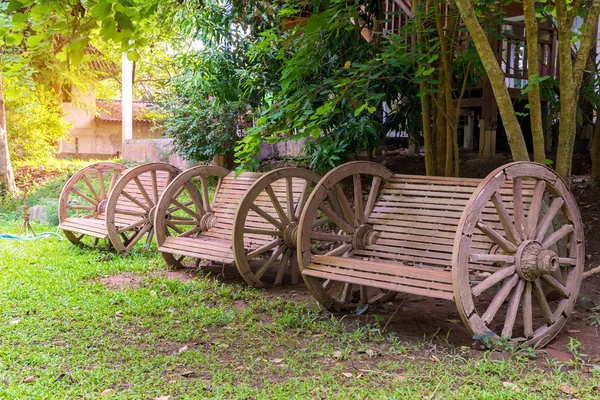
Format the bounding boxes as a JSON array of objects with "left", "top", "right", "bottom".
[{"left": 99, "top": 274, "right": 145, "bottom": 290}]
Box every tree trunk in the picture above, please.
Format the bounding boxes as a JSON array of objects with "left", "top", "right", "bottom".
[
  {"left": 0, "top": 71, "right": 18, "bottom": 195},
  {"left": 421, "top": 92, "right": 435, "bottom": 175},
  {"left": 555, "top": 0, "right": 600, "bottom": 180},
  {"left": 454, "top": 0, "right": 529, "bottom": 162},
  {"left": 523, "top": 0, "right": 546, "bottom": 164},
  {"left": 435, "top": 87, "right": 447, "bottom": 175},
  {"left": 592, "top": 120, "right": 600, "bottom": 184}
]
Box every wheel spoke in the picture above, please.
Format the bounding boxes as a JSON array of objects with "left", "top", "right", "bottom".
[
  {"left": 290, "top": 254, "right": 300, "bottom": 285},
  {"left": 481, "top": 274, "right": 519, "bottom": 325},
  {"left": 171, "top": 199, "right": 202, "bottom": 220},
  {"left": 334, "top": 184, "right": 356, "bottom": 227},
  {"left": 476, "top": 220, "right": 517, "bottom": 253},
  {"left": 472, "top": 265, "right": 516, "bottom": 297},
  {"left": 108, "top": 169, "right": 119, "bottom": 194},
  {"left": 255, "top": 245, "right": 287, "bottom": 280},
  {"left": 541, "top": 274, "right": 570, "bottom": 298},
  {"left": 179, "top": 227, "right": 201, "bottom": 238},
  {"left": 286, "top": 177, "right": 295, "bottom": 221},
  {"left": 81, "top": 174, "right": 101, "bottom": 201},
  {"left": 534, "top": 198, "right": 564, "bottom": 242},
  {"left": 501, "top": 279, "right": 525, "bottom": 338},
  {"left": 295, "top": 181, "right": 311, "bottom": 219},
  {"left": 247, "top": 238, "right": 283, "bottom": 259},
  {"left": 318, "top": 203, "right": 355, "bottom": 234},
  {"left": 98, "top": 170, "right": 106, "bottom": 198},
  {"left": 353, "top": 174, "right": 364, "bottom": 225},
  {"left": 533, "top": 278, "right": 555, "bottom": 324},
  {"left": 211, "top": 177, "right": 223, "bottom": 210},
  {"left": 121, "top": 191, "right": 151, "bottom": 211},
  {"left": 312, "top": 216, "right": 330, "bottom": 228},
  {"left": 200, "top": 175, "right": 211, "bottom": 213},
  {"left": 151, "top": 171, "right": 159, "bottom": 204},
  {"left": 274, "top": 248, "right": 292, "bottom": 286},
  {"left": 167, "top": 224, "right": 184, "bottom": 235},
  {"left": 521, "top": 264, "right": 537, "bottom": 336},
  {"left": 250, "top": 204, "right": 286, "bottom": 230},
  {"left": 71, "top": 188, "right": 99, "bottom": 206},
  {"left": 310, "top": 232, "right": 352, "bottom": 242},
  {"left": 134, "top": 177, "right": 154, "bottom": 207},
  {"left": 469, "top": 254, "right": 516, "bottom": 264},
  {"left": 491, "top": 192, "right": 519, "bottom": 245},
  {"left": 66, "top": 205, "right": 96, "bottom": 211},
  {"left": 125, "top": 223, "right": 152, "bottom": 251},
  {"left": 541, "top": 224, "right": 574, "bottom": 249},
  {"left": 526, "top": 180, "right": 546, "bottom": 239},
  {"left": 244, "top": 228, "right": 283, "bottom": 237},
  {"left": 115, "top": 208, "right": 146, "bottom": 217},
  {"left": 117, "top": 219, "right": 147, "bottom": 234},
  {"left": 512, "top": 177, "right": 527, "bottom": 241},
  {"left": 340, "top": 282, "right": 353, "bottom": 303},
  {"left": 144, "top": 227, "right": 154, "bottom": 249},
  {"left": 325, "top": 243, "right": 353, "bottom": 257},
  {"left": 364, "top": 176, "right": 382, "bottom": 220},
  {"left": 359, "top": 285, "right": 368, "bottom": 304},
  {"left": 265, "top": 184, "right": 290, "bottom": 225}
]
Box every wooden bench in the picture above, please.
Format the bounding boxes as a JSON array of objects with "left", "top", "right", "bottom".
[
  {"left": 59, "top": 162, "right": 180, "bottom": 252},
  {"left": 297, "top": 161, "right": 584, "bottom": 347},
  {"left": 153, "top": 166, "right": 320, "bottom": 288}
]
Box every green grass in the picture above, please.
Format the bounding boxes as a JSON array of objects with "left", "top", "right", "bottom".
[
  {"left": 1, "top": 163, "right": 600, "bottom": 398},
  {"left": 1, "top": 227, "right": 599, "bottom": 399}
]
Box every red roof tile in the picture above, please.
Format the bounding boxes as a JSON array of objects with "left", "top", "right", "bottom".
[{"left": 96, "top": 99, "right": 156, "bottom": 123}]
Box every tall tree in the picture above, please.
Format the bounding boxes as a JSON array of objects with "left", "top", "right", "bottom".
[
  {"left": 455, "top": 0, "right": 600, "bottom": 180},
  {"left": 0, "top": 69, "right": 17, "bottom": 194}
]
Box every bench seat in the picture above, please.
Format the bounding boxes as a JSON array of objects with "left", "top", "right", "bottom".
[
  {"left": 159, "top": 235, "right": 235, "bottom": 264},
  {"left": 59, "top": 217, "right": 109, "bottom": 239},
  {"left": 302, "top": 255, "right": 454, "bottom": 300}
]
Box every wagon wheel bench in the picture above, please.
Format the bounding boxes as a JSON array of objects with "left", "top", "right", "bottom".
[
  {"left": 297, "top": 161, "right": 584, "bottom": 347},
  {"left": 58, "top": 162, "right": 180, "bottom": 252},
  {"left": 153, "top": 166, "right": 320, "bottom": 288}
]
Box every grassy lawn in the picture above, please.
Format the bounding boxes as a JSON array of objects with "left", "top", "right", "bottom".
[{"left": 1, "top": 165, "right": 599, "bottom": 398}]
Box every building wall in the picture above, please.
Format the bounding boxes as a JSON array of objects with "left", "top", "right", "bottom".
[
  {"left": 122, "top": 138, "right": 189, "bottom": 169},
  {"left": 60, "top": 92, "right": 163, "bottom": 156}
]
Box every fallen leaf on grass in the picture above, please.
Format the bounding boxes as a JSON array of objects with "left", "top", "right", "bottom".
[
  {"left": 332, "top": 350, "right": 343, "bottom": 359},
  {"left": 271, "top": 358, "right": 284, "bottom": 364},
  {"left": 446, "top": 319, "right": 461, "bottom": 324},
  {"left": 503, "top": 382, "right": 521, "bottom": 392},
  {"left": 156, "top": 397, "right": 170, "bottom": 400},
  {"left": 21, "top": 376, "right": 35, "bottom": 383},
  {"left": 181, "top": 370, "right": 195, "bottom": 378},
  {"left": 178, "top": 345, "right": 189, "bottom": 353},
  {"left": 100, "top": 389, "right": 114, "bottom": 396},
  {"left": 567, "top": 330, "right": 581, "bottom": 333},
  {"left": 559, "top": 384, "right": 578, "bottom": 394},
  {"left": 366, "top": 349, "right": 377, "bottom": 358},
  {"left": 342, "top": 372, "right": 353, "bottom": 378}
]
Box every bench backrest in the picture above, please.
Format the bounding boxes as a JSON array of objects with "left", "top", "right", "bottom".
[{"left": 361, "top": 174, "right": 533, "bottom": 271}]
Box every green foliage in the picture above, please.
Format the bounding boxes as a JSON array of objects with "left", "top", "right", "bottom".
[
  {"left": 4, "top": 78, "right": 71, "bottom": 166},
  {"left": 236, "top": 0, "right": 422, "bottom": 172}
]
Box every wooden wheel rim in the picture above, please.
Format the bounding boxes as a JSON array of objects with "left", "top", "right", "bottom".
[
  {"left": 232, "top": 168, "right": 321, "bottom": 288},
  {"left": 297, "top": 161, "right": 395, "bottom": 310},
  {"left": 106, "top": 162, "right": 181, "bottom": 253},
  {"left": 58, "top": 162, "right": 125, "bottom": 248},
  {"left": 453, "top": 162, "right": 584, "bottom": 347},
  {"left": 154, "top": 165, "right": 230, "bottom": 268}
]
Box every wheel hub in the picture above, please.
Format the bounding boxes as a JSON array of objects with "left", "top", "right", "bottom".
[
  {"left": 97, "top": 199, "right": 108, "bottom": 214},
  {"left": 352, "top": 224, "right": 379, "bottom": 250},
  {"left": 200, "top": 212, "right": 217, "bottom": 231},
  {"left": 283, "top": 221, "right": 298, "bottom": 248},
  {"left": 515, "top": 240, "right": 559, "bottom": 281}
]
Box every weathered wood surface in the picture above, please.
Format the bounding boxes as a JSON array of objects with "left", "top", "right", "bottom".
[
  {"left": 154, "top": 166, "right": 320, "bottom": 288},
  {"left": 59, "top": 162, "right": 179, "bottom": 251},
  {"left": 297, "top": 161, "right": 584, "bottom": 348}
]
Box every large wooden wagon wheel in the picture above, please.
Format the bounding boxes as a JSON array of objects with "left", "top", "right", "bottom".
[
  {"left": 453, "top": 162, "right": 584, "bottom": 347},
  {"left": 105, "top": 163, "right": 180, "bottom": 253},
  {"left": 58, "top": 162, "right": 126, "bottom": 248},
  {"left": 297, "top": 162, "right": 398, "bottom": 310},
  {"left": 233, "top": 168, "right": 320, "bottom": 288},
  {"left": 154, "top": 165, "right": 230, "bottom": 268}
]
